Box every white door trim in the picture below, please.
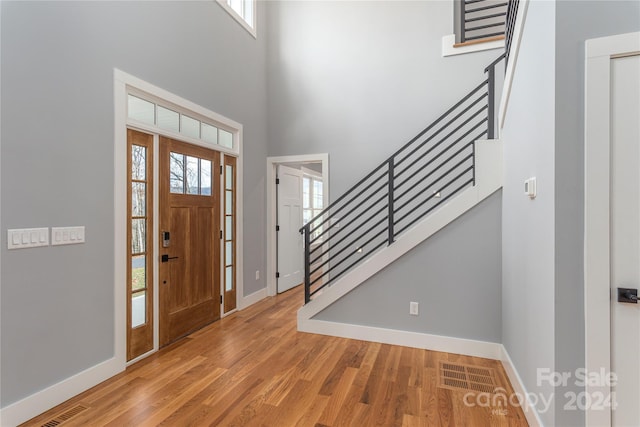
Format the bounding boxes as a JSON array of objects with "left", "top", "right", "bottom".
[
  {"left": 584, "top": 31, "right": 640, "bottom": 427},
  {"left": 266, "top": 154, "right": 329, "bottom": 297}
]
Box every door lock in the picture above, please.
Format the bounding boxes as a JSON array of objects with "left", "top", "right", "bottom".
[
  {"left": 161, "top": 254, "right": 179, "bottom": 263},
  {"left": 617, "top": 287, "right": 638, "bottom": 304}
]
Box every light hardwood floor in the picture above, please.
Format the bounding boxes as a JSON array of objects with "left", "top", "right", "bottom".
[{"left": 23, "top": 288, "right": 528, "bottom": 427}]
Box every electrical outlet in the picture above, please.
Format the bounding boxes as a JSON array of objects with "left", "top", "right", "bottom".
[
  {"left": 255, "top": 270, "right": 260, "bottom": 280},
  {"left": 410, "top": 301, "right": 419, "bottom": 316}
]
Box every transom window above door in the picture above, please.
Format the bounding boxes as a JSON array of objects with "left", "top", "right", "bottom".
[
  {"left": 127, "top": 94, "right": 235, "bottom": 151},
  {"left": 169, "top": 152, "right": 212, "bottom": 195}
]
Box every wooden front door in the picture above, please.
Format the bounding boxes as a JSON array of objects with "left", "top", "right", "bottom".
[{"left": 159, "top": 136, "right": 220, "bottom": 346}]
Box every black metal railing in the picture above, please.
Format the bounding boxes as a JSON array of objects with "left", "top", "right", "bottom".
[
  {"left": 457, "top": 0, "right": 509, "bottom": 44},
  {"left": 301, "top": 57, "right": 506, "bottom": 304},
  {"left": 504, "top": 0, "right": 519, "bottom": 65}
]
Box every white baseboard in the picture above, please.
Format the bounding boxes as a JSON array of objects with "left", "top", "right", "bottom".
[
  {"left": 298, "top": 318, "right": 503, "bottom": 360},
  {"left": 0, "top": 357, "right": 124, "bottom": 427},
  {"left": 500, "top": 345, "right": 544, "bottom": 427},
  {"left": 239, "top": 287, "right": 268, "bottom": 310}
]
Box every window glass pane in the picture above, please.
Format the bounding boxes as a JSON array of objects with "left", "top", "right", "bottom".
[
  {"left": 170, "top": 152, "right": 184, "bottom": 194},
  {"left": 225, "top": 216, "right": 233, "bottom": 240},
  {"left": 226, "top": 191, "right": 233, "bottom": 215},
  {"left": 202, "top": 123, "right": 218, "bottom": 144},
  {"left": 303, "top": 177, "right": 310, "bottom": 209},
  {"left": 219, "top": 129, "right": 233, "bottom": 148},
  {"left": 128, "top": 95, "right": 155, "bottom": 125},
  {"left": 131, "top": 255, "right": 146, "bottom": 291},
  {"left": 201, "top": 159, "right": 212, "bottom": 196},
  {"left": 186, "top": 156, "right": 199, "bottom": 195},
  {"left": 226, "top": 241, "right": 233, "bottom": 266},
  {"left": 157, "top": 106, "right": 180, "bottom": 133},
  {"left": 229, "top": 0, "right": 242, "bottom": 15},
  {"left": 132, "top": 182, "right": 146, "bottom": 217},
  {"left": 313, "top": 180, "right": 323, "bottom": 209},
  {"left": 225, "top": 165, "right": 233, "bottom": 190},
  {"left": 303, "top": 209, "right": 312, "bottom": 225},
  {"left": 131, "top": 290, "right": 146, "bottom": 328},
  {"left": 131, "top": 145, "right": 146, "bottom": 180},
  {"left": 131, "top": 219, "right": 146, "bottom": 254},
  {"left": 181, "top": 115, "right": 200, "bottom": 139},
  {"left": 225, "top": 266, "right": 233, "bottom": 291},
  {"left": 244, "top": 0, "right": 254, "bottom": 27}
]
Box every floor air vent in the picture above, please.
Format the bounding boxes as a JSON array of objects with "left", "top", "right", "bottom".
[
  {"left": 438, "top": 362, "right": 498, "bottom": 393},
  {"left": 41, "top": 405, "right": 88, "bottom": 427}
]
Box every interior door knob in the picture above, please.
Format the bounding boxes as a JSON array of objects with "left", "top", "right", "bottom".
[
  {"left": 617, "top": 287, "right": 638, "bottom": 304},
  {"left": 161, "top": 254, "right": 179, "bottom": 263}
]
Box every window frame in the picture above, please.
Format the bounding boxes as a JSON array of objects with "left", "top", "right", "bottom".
[
  {"left": 217, "top": 0, "right": 257, "bottom": 39},
  {"left": 302, "top": 172, "right": 324, "bottom": 240}
]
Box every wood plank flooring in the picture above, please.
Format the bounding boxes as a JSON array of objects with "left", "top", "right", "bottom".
[{"left": 22, "top": 288, "right": 528, "bottom": 427}]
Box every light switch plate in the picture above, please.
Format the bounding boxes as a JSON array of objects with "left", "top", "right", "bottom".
[
  {"left": 7, "top": 228, "right": 49, "bottom": 249},
  {"left": 51, "top": 226, "right": 86, "bottom": 246}
]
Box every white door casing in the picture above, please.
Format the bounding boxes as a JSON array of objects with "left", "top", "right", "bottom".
[
  {"left": 277, "top": 165, "right": 304, "bottom": 293},
  {"left": 610, "top": 53, "right": 640, "bottom": 426},
  {"left": 584, "top": 32, "right": 640, "bottom": 427}
]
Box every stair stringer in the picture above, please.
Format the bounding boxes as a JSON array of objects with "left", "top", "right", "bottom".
[{"left": 297, "top": 139, "right": 503, "bottom": 354}]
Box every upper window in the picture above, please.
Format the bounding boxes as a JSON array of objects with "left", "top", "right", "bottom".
[
  {"left": 303, "top": 175, "right": 324, "bottom": 239},
  {"left": 217, "top": 0, "right": 256, "bottom": 38}
]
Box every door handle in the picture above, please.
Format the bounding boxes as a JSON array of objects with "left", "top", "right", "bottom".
[
  {"left": 161, "top": 254, "right": 179, "bottom": 263},
  {"left": 617, "top": 287, "right": 638, "bottom": 304}
]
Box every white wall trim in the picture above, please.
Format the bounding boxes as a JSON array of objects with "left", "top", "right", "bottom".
[
  {"left": 298, "top": 140, "right": 502, "bottom": 321},
  {"left": 0, "top": 357, "right": 121, "bottom": 426},
  {"left": 584, "top": 31, "right": 640, "bottom": 427},
  {"left": 441, "top": 33, "right": 505, "bottom": 57},
  {"left": 215, "top": 0, "right": 257, "bottom": 39},
  {"left": 239, "top": 287, "right": 268, "bottom": 310},
  {"left": 498, "top": 0, "right": 529, "bottom": 133},
  {"left": 500, "top": 346, "right": 544, "bottom": 427},
  {"left": 299, "top": 319, "right": 502, "bottom": 360},
  {"left": 266, "top": 154, "right": 329, "bottom": 297}
]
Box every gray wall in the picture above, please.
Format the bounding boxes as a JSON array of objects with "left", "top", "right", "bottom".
[
  {"left": 0, "top": 1, "right": 267, "bottom": 407},
  {"left": 315, "top": 191, "right": 503, "bottom": 343},
  {"left": 554, "top": 2, "right": 640, "bottom": 425},
  {"left": 266, "top": 0, "right": 503, "bottom": 197},
  {"left": 500, "top": 1, "right": 557, "bottom": 425}
]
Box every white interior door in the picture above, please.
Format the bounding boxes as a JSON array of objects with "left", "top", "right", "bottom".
[
  {"left": 611, "top": 53, "right": 640, "bottom": 426},
  {"left": 277, "top": 165, "right": 303, "bottom": 293}
]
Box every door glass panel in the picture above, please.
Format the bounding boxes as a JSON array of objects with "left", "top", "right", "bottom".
[
  {"left": 186, "top": 156, "right": 199, "bottom": 195},
  {"left": 131, "top": 145, "right": 146, "bottom": 180},
  {"left": 313, "top": 180, "right": 323, "bottom": 209},
  {"left": 131, "top": 290, "right": 146, "bottom": 328},
  {"left": 131, "top": 219, "right": 146, "bottom": 254},
  {"left": 202, "top": 123, "right": 218, "bottom": 144},
  {"left": 225, "top": 165, "right": 233, "bottom": 190},
  {"left": 225, "top": 191, "right": 233, "bottom": 214},
  {"left": 219, "top": 129, "right": 233, "bottom": 148},
  {"left": 181, "top": 115, "right": 200, "bottom": 139},
  {"left": 201, "top": 160, "right": 212, "bottom": 196},
  {"left": 225, "top": 216, "right": 233, "bottom": 240},
  {"left": 225, "top": 266, "right": 233, "bottom": 291},
  {"left": 132, "top": 182, "right": 146, "bottom": 216},
  {"left": 303, "top": 177, "right": 310, "bottom": 209},
  {"left": 170, "top": 152, "right": 185, "bottom": 194},
  {"left": 226, "top": 241, "right": 233, "bottom": 265},
  {"left": 157, "top": 106, "right": 180, "bottom": 133},
  {"left": 131, "top": 255, "right": 146, "bottom": 291},
  {"left": 128, "top": 95, "right": 155, "bottom": 125}
]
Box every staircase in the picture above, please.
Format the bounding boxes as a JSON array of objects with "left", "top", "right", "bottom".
[{"left": 298, "top": 1, "right": 518, "bottom": 334}]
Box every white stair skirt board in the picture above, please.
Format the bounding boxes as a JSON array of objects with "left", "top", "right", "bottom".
[
  {"left": 298, "top": 139, "right": 503, "bottom": 322},
  {"left": 500, "top": 346, "right": 544, "bottom": 427}
]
